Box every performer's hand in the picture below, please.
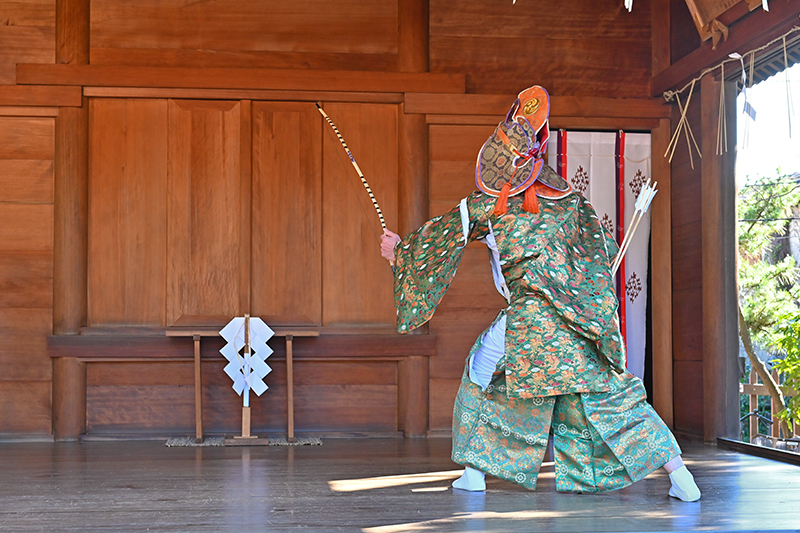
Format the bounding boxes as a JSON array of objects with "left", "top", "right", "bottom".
[{"left": 380, "top": 229, "right": 401, "bottom": 262}]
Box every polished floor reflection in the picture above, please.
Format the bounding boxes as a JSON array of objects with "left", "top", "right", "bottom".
[{"left": 0, "top": 438, "right": 798, "bottom": 532}]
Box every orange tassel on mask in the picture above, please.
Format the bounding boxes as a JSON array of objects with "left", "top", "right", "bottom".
[
  {"left": 492, "top": 182, "right": 512, "bottom": 216},
  {"left": 523, "top": 186, "right": 539, "bottom": 214}
]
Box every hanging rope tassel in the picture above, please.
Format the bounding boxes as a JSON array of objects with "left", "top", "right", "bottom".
[
  {"left": 523, "top": 185, "right": 539, "bottom": 214},
  {"left": 493, "top": 182, "right": 512, "bottom": 216}
]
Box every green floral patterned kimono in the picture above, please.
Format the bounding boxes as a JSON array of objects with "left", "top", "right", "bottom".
[{"left": 393, "top": 187, "right": 681, "bottom": 492}]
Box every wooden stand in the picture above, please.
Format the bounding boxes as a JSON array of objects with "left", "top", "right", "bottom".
[
  {"left": 232, "top": 406, "right": 258, "bottom": 441},
  {"left": 165, "top": 317, "right": 318, "bottom": 443}
]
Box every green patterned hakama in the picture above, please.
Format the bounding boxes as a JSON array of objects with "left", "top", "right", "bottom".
[
  {"left": 452, "top": 359, "right": 680, "bottom": 492},
  {"left": 393, "top": 184, "right": 680, "bottom": 492}
]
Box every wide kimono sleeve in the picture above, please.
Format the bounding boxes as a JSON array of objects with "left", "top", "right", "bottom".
[{"left": 393, "top": 192, "right": 490, "bottom": 333}]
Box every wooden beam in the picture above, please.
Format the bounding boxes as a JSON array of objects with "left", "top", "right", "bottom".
[
  {"left": 83, "top": 87, "right": 405, "bottom": 104},
  {"left": 426, "top": 114, "right": 663, "bottom": 131},
  {"left": 406, "top": 93, "right": 671, "bottom": 118},
  {"left": 701, "top": 75, "right": 740, "bottom": 443},
  {"left": 48, "top": 334, "right": 437, "bottom": 360},
  {"left": 398, "top": 0, "right": 429, "bottom": 73},
  {"left": 17, "top": 64, "right": 466, "bottom": 94},
  {"left": 0, "top": 107, "right": 60, "bottom": 117},
  {"left": 650, "top": 1, "right": 800, "bottom": 97},
  {"left": 740, "top": 383, "right": 797, "bottom": 397},
  {"left": 0, "top": 86, "right": 82, "bottom": 107},
  {"left": 651, "top": 117, "right": 674, "bottom": 427}
]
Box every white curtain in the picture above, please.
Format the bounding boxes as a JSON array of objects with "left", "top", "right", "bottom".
[{"left": 548, "top": 131, "right": 652, "bottom": 380}]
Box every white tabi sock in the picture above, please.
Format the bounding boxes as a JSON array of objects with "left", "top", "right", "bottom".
[
  {"left": 452, "top": 466, "right": 486, "bottom": 491},
  {"left": 668, "top": 465, "right": 701, "bottom": 502}
]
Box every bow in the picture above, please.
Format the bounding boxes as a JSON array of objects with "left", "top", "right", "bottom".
[{"left": 315, "top": 102, "right": 388, "bottom": 233}]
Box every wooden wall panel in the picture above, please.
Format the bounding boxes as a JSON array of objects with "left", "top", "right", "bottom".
[
  {"left": 88, "top": 99, "right": 168, "bottom": 326},
  {"left": 85, "top": 359, "right": 399, "bottom": 434},
  {"left": 0, "top": 308, "right": 52, "bottom": 381},
  {"left": 428, "top": 123, "right": 494, "bottom": 214},
  {"left": 427, "top": 122, "right": 504, "bottom": 431},
  {"left": 0, "top": 382, "right": 51, "bottom": 434},
  {"left": 673, "top": 359, "right": 704, "bottom": 436},
  {"left": 166, "top": 99, "right": 249, "bottom": 324},
  {"left": 0, "top": 0, "right": 54, "bottom": 85},
  {"left": 0, "top": 107, "right": 55, "bottom": 435},
  {"left": 89, "top": 48, "right": 398, "bottom": 72},
  {"left": 251, "top": 102, "right": 322, "bottom": 324},
  {"left": 0, "top": 252, "right": 52, "bottom": 308},
  {"left": 0, "top": 160, "right": 53, "bottom": 203},
  {"left": 670, "top": 0, "right": 701, "bottom": 64},
  {"left": 672, "top": 222, "right": 703, "bottom": 292},
  {"left": 429, "top": 0, "right": 652, "bottom": 96},
  {"left": 429, "top": 378, "right": 460, "bottom": 431},
  {"left": 321, "top": 102, "right": 398, "bottom": 326},
  {"left": 90, "top": 0, "right": 398, "bottom": 71},
  {"left": 0, "top": 117, "right": 54, "bottom": 159},
  {"left": 0, "top": 204, "right": 53, "bottom": 250}
]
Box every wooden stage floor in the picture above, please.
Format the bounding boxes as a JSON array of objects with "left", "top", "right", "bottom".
[{"left": 1, "top": 438, "right": 798, "bottom": 532}]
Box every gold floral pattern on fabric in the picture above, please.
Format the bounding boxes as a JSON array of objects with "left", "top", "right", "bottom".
[
  {"left": 503, "top": 295, "right": 622, "bottom": 397},
  {"left": 392, "top": 205, "right": 477, "bottom": 332}
]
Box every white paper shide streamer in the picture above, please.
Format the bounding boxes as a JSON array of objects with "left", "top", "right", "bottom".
[{"left": 220, "top": 316, "right": 274, "bottom": 408}]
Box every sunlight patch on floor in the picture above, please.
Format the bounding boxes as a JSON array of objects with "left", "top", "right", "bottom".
[
  {"left": 362, "top": 510, "right": 580, "bottom": 533},
  {"left": 329, "top": 469, "right": 464, "bottom": 492}
]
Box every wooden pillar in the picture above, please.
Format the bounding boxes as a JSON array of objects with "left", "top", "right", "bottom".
[
  {"left": 650, "top": 117, "right": 674, "bottom": 427},
  {"left": 286, "top": 335, "right": 295, "bottom": 442},
  {"left": 398, "top": 0, "right": 429, "bottom": 73},
  {"left": 398, "top": 356, "right": 429, "bottom": 438},
  {"left": 398, "top": 110, "right": 429, "bottom": 237},
  {"left": 53, "top": 0, "right": 89, "bottom": 335},
  {"left": 56, "top": 0, "right": 90, "bottom": 65},
  {"left": 700, "top": 75, "right": 740, "bottom": 442},
  {"left": 650, "top": 0, "right": 670, "bottom": 78},
  {"left": 52, "top": 358, "right": 86, "bottom": 441},
  {"left": 53, "top": 102, "right": 88, "bottom": 336},
  {"left": 193, "top": 336, "right": 203, "bottom": 442},
  {"left": 397, "top": 0, "right": 429, "bottom": 237},
  {"left": 398, "top": 0, "right": 431, "bottom": 424},
  {"left": 53, "top": 0, "right": 90, "bottom": 440}
]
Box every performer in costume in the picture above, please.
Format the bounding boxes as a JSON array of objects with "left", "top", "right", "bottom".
[{"left": 380, "top": 86, "right": 701, "bottom": 501}]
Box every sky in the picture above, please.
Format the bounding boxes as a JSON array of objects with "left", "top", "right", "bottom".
[{"left": 736, "top": 60, "right": 800, "bottom": 184}]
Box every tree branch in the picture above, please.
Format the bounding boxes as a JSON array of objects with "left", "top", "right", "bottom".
[{"left": 738, "top": 302, "right": 793, "bottom": 438}]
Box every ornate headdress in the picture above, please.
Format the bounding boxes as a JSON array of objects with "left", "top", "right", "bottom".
[{"left": 475, "top": 85, "right": 571, "bottom": 214}]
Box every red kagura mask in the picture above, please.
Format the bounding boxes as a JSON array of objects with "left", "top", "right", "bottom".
[{"left": 475, "top": 85, "right": 570, "bottom": 214}]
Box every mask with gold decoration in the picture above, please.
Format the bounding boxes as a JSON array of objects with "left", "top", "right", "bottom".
[{"left": 475, "top": 85, "right": 571, "bottom": 215}]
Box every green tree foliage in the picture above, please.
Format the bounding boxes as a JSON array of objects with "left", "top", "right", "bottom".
[
  {"left": 771, "top": 317, "right": 800, "bottom": 426},
  {"left": 738, "top": 175, "right": 800, "bottom": 347},
  {"left": 738, "top": 174, "right": 800, "bottom": 430}
]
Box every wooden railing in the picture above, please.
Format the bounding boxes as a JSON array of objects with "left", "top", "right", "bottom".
[{"left": 739, "top": 368, "right": 798, "bottom": 447}]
